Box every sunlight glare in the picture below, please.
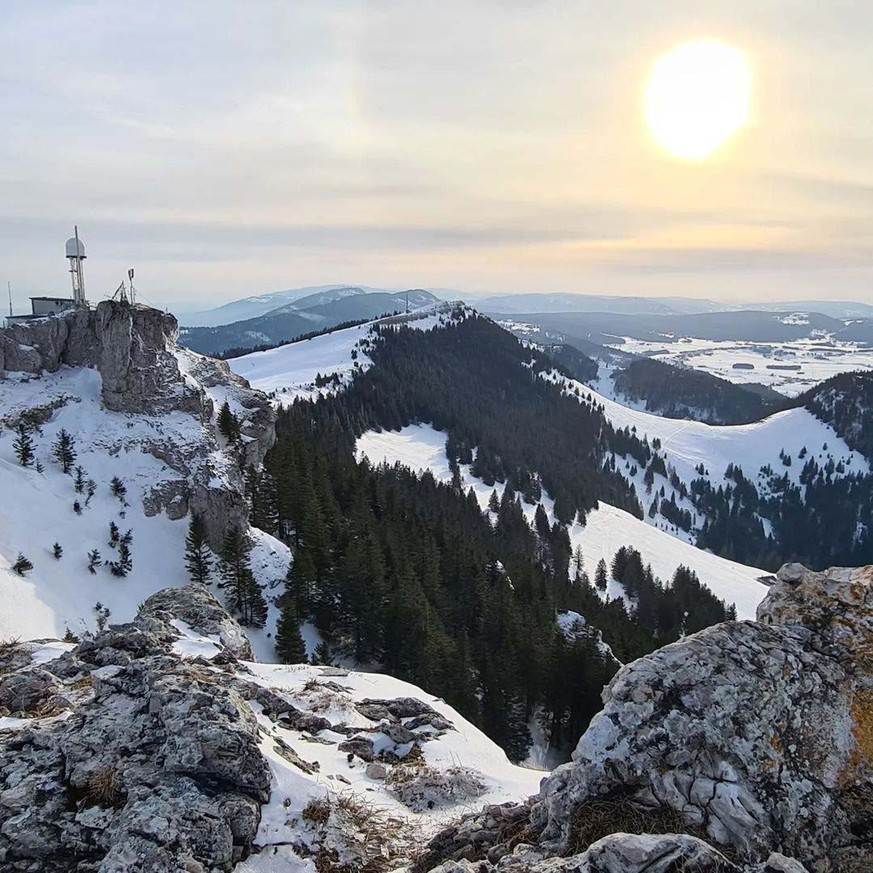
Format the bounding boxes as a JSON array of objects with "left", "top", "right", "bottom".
[{"left": 645, "top": 39, "right": 751, "bottom": 161}]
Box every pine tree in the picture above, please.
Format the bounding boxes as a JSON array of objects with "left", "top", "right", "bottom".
[
  {"left": 63, "top": 627, "right": 79, "bottom": 643},
  {"left": 595, "top": 558, "right": 608, "bottom": 591},
  {"left": 108, "top": 522, "right": 120, "bottom": 548},
  {"left": 107, "top": 530, "right": 133, "bottom": 577},
  {"left": 110, "top": 477, "right": 127, "bottom": 501},
  {"left": 74, "top": 466, "right": 86, "bottom": 494},
  {"left": 13, "top": 424, "right": 34, "bottom": 467},
  {"left": 275, "top": 599, "right": 308, "bottom": 663},
  {"left": 220, "top": 527, "right": 267, "bottom": 626},
  {"left": 184, "top": 514, "right": 213, "bottom": 585},
  {"left": 12, "top": 553, "right": 33, "bottom": 575},
  {"left": 108, "top": 538, "right": 132, "bottom": 578},
  {"left": 52, "top": 429, "right": 76, "bottom": 474},
  {"left": 52, "top": 543, "right": 63, "bottom": 559},
  {"left": 73, "top": 501, "right": 82, "bottom": 515},
  {"left": 87, "top": 549, "right": 102, "bottom": 574},
  {"left": 93, "top": 602, "right": 111, "bottom": 631},
  {"left": 217, "top": 402, "right": 241, "bottom": 442},
  {"left": 312, "top": 639, "right": 333, "bottom": 666}
]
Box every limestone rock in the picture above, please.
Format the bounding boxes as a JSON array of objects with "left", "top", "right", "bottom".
[
  {"left": 526, "top": 564, "right": 873, "bottom": 871},
  {"left": 419, "top": 563, "right": 873, "bottom": 873},
  {"left": 0, "top": 594, "right": 270, "bottom": 872},
  {"left": 0, "top": 302, "right": 277, "bottom": 547},
  {"left": 135, "top": 584, "right": 255, "bottom": 661},
  {"left": 426, "top": 836, "right": 809, "bottom": 873}
]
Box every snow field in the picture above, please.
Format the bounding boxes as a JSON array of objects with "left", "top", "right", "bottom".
[
  {"left": 610, "top": 335, "right": 873, "bottom": 396},
  {"left": 0, "top": 366, "right": 290, "bottom": 648},
  {"left": 228, "top": 322, "right": 375, "bottom": 405},
  {"left": 542, "top": 370, "right": 868, "bottom": 489}
]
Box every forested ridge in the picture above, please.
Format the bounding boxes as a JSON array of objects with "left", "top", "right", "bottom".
[
  {"left": 800, "top": 370, "right": 873, "bottom": 462},
  {"left": 242, "top": 314, "right": 735, "bottom": 761},
  {"left": 611, "top": 356, "right": 783, "bottom": 424}
]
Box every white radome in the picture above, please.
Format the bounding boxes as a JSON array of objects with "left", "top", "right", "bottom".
[{"left": 65, "top": 237, "right": 86, "bottom": 259}]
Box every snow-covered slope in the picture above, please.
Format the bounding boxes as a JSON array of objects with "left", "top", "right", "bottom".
[
  {"left": 0, "top": 363, "right": 288, "bottom": 649},
  {"left": 543, "top": 370, "right": 869, "bottom": 487},
  {"left": 228, "top": 304, "right": 468, "bottom": 406},
  {"left": 356, "top": 423, "right": 769, "bottom": 619},
  {"left": 228, "top": 321, "right": 375, "bottom": 405}
]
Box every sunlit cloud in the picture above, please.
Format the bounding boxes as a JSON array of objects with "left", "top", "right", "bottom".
[{"left": 1, "top": 1, "right": 872, "bottom": 308}]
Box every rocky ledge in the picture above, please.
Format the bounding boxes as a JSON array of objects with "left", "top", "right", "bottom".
[
  {"left": 0, "top": 586, "right": 270, "bottom": 872},
  {"left": 417, "top": 563, "right": 873, "bottom": 873},
  {"left": 1, "top": 564, "right": 870, "bottom": 873},
  {"left": 0, "top": 302, "right": 276, "bottom": 548}
]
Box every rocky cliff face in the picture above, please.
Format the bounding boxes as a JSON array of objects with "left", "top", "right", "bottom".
[
  {"left": 0, "top": 302, "right": 275, "bottom": 549},
  {"left": 417, "top": 563, "right": 873, "bottom": 873}
]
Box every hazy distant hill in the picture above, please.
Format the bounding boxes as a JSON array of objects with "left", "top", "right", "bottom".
[
  {"left": 179, "top": 284, "right": 396, "bottom": 327},
  {"left": 479, "top": 292, "right": 873, "bottom": 320},
  {"left": 179, "top": 289, "right": 441, "bottom": 356},
  {"left": 494, "top": 309, "right": 873, "bottom": 345}
]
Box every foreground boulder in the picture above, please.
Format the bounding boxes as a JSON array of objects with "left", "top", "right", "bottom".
[
  {"left": 0, "top": 588, "right": 270, "bottom": 872},
  {"left": 418, "top": 563, "right": 873, "bottom": 873}
]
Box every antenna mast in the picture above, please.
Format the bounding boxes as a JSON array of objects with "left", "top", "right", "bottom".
[{"left": 7, "top": 282, "right": 11, "bottom": 318}]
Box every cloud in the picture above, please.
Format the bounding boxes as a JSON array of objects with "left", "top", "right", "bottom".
[{"left": 2, "top": 1, "right": 873, "bottom": 305}]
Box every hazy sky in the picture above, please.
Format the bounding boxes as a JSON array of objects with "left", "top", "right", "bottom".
[{"left": 2, "top": 1, "right": 872, "bottom": 311}]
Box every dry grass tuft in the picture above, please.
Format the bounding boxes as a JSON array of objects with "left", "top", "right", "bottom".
[
  {"left": 302, "top": 797, "right": 332, "bottom": 824},
  {"left": 81, "top": 766, "right": 124, "bottom": 809},
  {"left": 302, "top": 793, "right": 414, "bottom": 873},
  {"left": 567, "top": 797, "right": 724, "bottom": 857}
]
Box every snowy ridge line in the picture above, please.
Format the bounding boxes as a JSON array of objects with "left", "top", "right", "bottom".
[
  {"left": 229, "top": 302, "right": 469, "bottom": 406},
  {"left": 540, "top": 368, "right": 869, "bottom": 489}
]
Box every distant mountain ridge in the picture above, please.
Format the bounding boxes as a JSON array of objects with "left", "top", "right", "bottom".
[
  {"left": 179, "top": 289, "right": 441, "bottom": 356},
  {"left": 179, "top": 284, "right": 452, "bottom": 328},
  {"left": 479, "top": 292, "right": 873, "bottom": 319}
]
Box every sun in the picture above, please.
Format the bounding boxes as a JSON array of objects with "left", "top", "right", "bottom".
[{"left": 645, "top": 39, "right": 751, "bottom": 161}]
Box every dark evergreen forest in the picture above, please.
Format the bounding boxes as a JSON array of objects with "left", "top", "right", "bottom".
[{"left": 244, "top": 314, "right": 735, "bottom": 761}]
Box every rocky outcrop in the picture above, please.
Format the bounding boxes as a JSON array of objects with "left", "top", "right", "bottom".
[
  {"left": 4, "top": 302, "right": 204, "bottom": 415},
  {"left": 0, "top": 302, "right": 276, "bottom": 548},
  {"left": 135, "top": 584, "right": 254, "bottom": 660},
  {"left": 427, "top": 836, "right": 807, "bottom": 873},
  {"left": 0, "top": 587, "right": 268, "bottom": 872},
  {"left": 418, "top": 563, "right": 873, "bottom": 873}
]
